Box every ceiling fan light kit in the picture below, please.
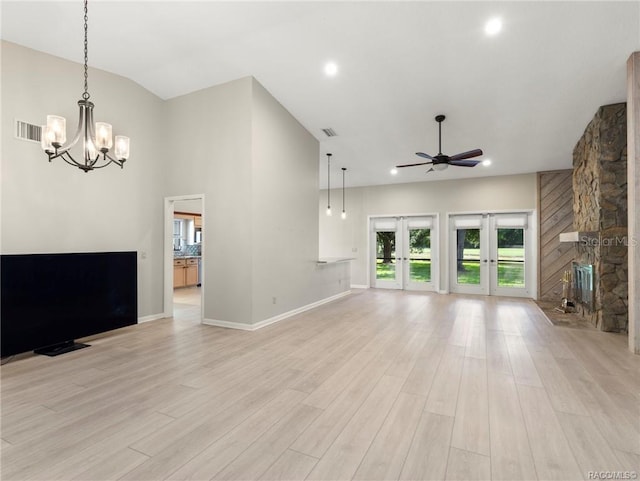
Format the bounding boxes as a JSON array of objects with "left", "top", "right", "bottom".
[{"left": 396, "top": 114, "right": 483, "bottom": 174}]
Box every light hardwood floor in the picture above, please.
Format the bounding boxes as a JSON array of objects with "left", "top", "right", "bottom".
[{"left": 1, "top": 289, "right": 639, "bottom": 480}]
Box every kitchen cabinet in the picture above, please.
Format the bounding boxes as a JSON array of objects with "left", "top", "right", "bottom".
[
  {"left": 185, "top": 258, "right": 198, "bottom": 286},
  {"left": 174, "top": 258, "right": 199, "bottom": 288},
  {"left": 173, "top": 259, "right": 186, "bottom": 288},
  {"left": 194, "top": 215, "right": 202, "bottom": 228}
]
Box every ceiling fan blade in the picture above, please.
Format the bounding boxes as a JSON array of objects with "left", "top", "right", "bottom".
[
  {"left": 448, "top": 149, "right": 483, "bottom": 161},
  {"left": 415, "top": 152, "right": 435, "bottom": 160},
  {"left": 396, "top": 161, "right": 433, "bottom": 168},
  {"left": 449, "top": 160, "right": 481, "bottom": 167}
]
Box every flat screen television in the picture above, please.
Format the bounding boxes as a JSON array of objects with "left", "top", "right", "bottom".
[{"left": 1, "top": 251, "right": 137, "bottom": 357}]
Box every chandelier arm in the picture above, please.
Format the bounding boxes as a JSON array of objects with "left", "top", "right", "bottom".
[
  {"left": 86, "top": 101, "right": 98, "bottom": 147},
  {"left": 104, "top": 152, "right": 125, "bottom": 164},
  {"left": 53, "top": 102, "right": 85, "bottom": 155},
  {"left": 90, "top": 158, "right": 119, "bottom": 169},
  {"left": 59, "top": 151, "right": 84, "bottom": 169}
]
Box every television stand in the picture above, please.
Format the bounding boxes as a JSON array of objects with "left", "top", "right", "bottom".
[{"left": 34, "top": 340, "right": 90, "bottom": 357}]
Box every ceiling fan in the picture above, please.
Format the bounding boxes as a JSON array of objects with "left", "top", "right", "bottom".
[{"left": 397, "top": 115, "right": 483, "bottom": 173}]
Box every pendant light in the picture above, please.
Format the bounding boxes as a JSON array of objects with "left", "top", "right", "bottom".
[
  {"left": 41, "top": 0, "right": 130, "bottom": 172},
  {"left": 341, "top": 167, "right": 347, "bottom": 220},
  {"left": 326, "top": 153, "right": 332, "bottom": 216}
]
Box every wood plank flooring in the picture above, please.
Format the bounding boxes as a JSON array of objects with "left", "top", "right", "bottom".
[{"left": 2, "top": 289, "right": 639, "bottom": 481}]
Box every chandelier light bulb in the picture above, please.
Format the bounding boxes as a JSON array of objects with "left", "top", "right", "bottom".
[
  {"left": 86, "top": 139, "right": 98, "bottom": 159},
  {"left": 46, "top": 115, "right": 66, "bottom": 146},
  {"left": 41, "top": 125, "right": 54, "bottom": 152},
  {"left": 115, "top": 136, "right": 130, "bottom": 160},
  {"left": 341, "top": 210, "right": 347, "bottom": 220},
  {"left": 326, "top": 207, "right": 332, "bottom": 216},
  {"left": 95, "top": 122, "right": 113, "bottom": 151}
]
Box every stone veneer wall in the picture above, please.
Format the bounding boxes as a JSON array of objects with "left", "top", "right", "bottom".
[{"left": 572, "top": 103, "right": 628, "bottom": 332}]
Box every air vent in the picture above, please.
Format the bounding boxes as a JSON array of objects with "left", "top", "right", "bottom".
[
  {"left": 15, "top": 120, "right": 42, "bottom": 143},
  {"left": 322, "top": 128, "right": 337, "bottom": 137}
]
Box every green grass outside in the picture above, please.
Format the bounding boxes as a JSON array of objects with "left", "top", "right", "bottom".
[
  {"left": 456, "top": 261, "right": 525, "bottom": 287},
  {"left": 376, "top": 259, "right": 431, "bottom": 282},
  {"left": 376, "top": 259, "right": 525, "bottom": 287}
]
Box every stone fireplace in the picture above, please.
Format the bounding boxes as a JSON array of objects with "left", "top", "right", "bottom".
[{"left": 570, "top": 102, "right": 628, "bottom": 332}]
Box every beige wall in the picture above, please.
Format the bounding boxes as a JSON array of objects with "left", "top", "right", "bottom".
[
  {"left": 1, "top": 41, "right": 166, "bottom": 318},
  {"left": 320, "top": 173, "right": 537, "bottom": 289}
]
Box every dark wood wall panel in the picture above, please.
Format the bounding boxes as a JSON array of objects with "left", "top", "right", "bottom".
[{"left": 538, "top": 170, "right": 575, "bottom": 301}]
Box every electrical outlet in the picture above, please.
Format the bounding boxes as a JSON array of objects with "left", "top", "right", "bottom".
[
  {"left": 272, "top": 297, "right": 277, "bottom": 304},
  {"left": 352, "top": 247, "right": 358, "bottom": 253}
]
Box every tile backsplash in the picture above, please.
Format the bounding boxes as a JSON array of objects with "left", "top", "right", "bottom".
[{"left": 178, "top": 244, "right": 201, "bottom": 256}]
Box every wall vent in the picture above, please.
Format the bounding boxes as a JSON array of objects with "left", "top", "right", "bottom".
[
  {"left": 321, "top": 128, "right": 337, "bottom": 137},
  {"left": 15, "top": 120, "right": 42, "bottom": 143}
]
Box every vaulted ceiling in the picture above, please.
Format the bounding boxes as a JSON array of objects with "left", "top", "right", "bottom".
[{"left": 2, "top": 1, "right": 639, "bottom": 188}]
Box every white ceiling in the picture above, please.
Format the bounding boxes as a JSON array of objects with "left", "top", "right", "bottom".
[{"left": 2, "top": 1, "right": 639, "bottom": 188}]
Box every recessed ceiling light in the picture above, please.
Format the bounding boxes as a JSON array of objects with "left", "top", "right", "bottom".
[
  {"left": 324, "top": 61, "right": 338, "bottom": 77},
  {"left": 485, "top": 18, "right": 502, "bottom": 36},
  {"left": 390, "top": 168, "right": 398, "bottom": 175},
  {"left": 482, "top": 159, "right": 492, "bottom": 166}
]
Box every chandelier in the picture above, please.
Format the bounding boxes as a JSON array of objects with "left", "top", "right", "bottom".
[{"left": 41, "top": 0, "right": 130, "bottom": 172}]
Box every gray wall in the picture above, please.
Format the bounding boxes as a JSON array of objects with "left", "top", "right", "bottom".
[
  {"left": 1, "top": 41, "right": 166, "bottom": 318},
  {"left": 251, "top": 80, "right": 348, "bottom": 322},
  {"left": 164, "top": 77, "right": 255, "bottom": 324},
  {"left": 164, "top": 77, "right": 350, "bottom": 325},
  {"left": 1, "top": 41, "right": 349, "bottom": 328},
  {"left": 320, "top": 173, "right": 537, "bottom": 288}
]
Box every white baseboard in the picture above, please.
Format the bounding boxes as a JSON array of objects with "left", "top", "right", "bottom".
[
  {"left": 202, "top": 318, "right": 255, "bottom": 330},
  {"left": 350, "top": 284, "right": 369, "bottom": 289},
  {"left": 203, "top": 290, "right": 352, "bottom": 332},
  {"left": 138, "top": 313, "right": 167, "bottom": 323}
]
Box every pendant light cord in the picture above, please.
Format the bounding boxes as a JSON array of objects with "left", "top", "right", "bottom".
[
  {"left": 327, "top": 153, "right": 332, "bottom": 209},
  {"left": 82, "top": 0, "right": 90, "bottom": 100},
  {"left": 342, "top": 168, "right": 346, "bottom": 210}
]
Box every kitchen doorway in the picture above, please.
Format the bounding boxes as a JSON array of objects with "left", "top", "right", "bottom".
[{"left": 164, "top": 195, "right": 205, "bottom": 323}]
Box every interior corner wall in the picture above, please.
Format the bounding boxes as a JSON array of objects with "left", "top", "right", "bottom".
[
  {"left": 250, "top": 79, "right": 349, "bottom": 323},
  {"left": 0, "top": 41, "right": 166, "bottom": 318},
  {"left": 319, "top": 173, "right": 537, "bottom": 289},
  {"left": 163, "top": 77, "right": 254, "bottom": 325}
]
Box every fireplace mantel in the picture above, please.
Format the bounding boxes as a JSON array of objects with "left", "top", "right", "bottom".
[{"left": 558, "top": 231, "right": 598, "bottom": 243}]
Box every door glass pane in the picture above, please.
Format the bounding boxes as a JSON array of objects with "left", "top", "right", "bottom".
[
  {"left": 497, "top": 228, "right": 525, "bottom": 287},
  {"left": 456, "top": 229, "right": 480, "bottom": 285},
  {"left": 376, "top": 231, "right": 396, "bottom": 280},
  {"left": 409, "top": 229, "right": 431, "bottom": 282}
]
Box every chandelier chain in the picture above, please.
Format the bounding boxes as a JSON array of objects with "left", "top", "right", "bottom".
[{"left": 82, "top": 0, "right": 90, "bottom": 100}]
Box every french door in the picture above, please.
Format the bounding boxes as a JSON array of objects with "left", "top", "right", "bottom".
[
  {"left": 449, "top": 213, "right": 532, "bottom": 297},
  {"left": 371, "top": 216, "right": 437, "bottom": 291}
]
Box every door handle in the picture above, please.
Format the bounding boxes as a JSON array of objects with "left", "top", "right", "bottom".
[
  {"left": 490, "top": 259, "right": 496, "bottom": 263},
  {"left": 482, "top": 259, "right": 488, "bottom": 263}
]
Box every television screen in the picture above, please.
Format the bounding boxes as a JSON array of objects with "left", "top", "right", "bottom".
[{"left": 1, "top": 251, "right": 137, "bottom": 356}]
